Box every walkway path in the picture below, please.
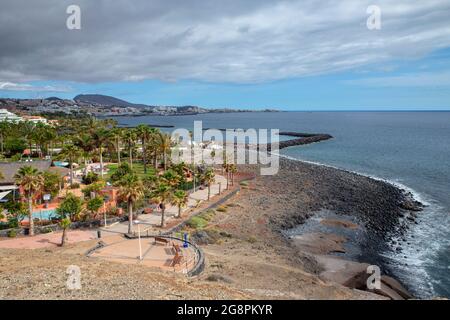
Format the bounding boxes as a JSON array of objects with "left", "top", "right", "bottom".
[{"left": 0, "top": 230, "right": 98, "bottom": 249}]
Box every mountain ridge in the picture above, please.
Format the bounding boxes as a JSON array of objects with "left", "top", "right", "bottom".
[{"left": 73, "top": 94, "right": 149, "bottom": 108}]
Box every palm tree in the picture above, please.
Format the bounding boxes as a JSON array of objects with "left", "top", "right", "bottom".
[
  {"left": 171, "top": 190, "right": 188, "bottom": 218},
  {"left": 20, "top": 121, "right": 36, "bottom": 160},
  {"left": 158, "top": 132, "right": 172, "bottom": 170},
  {"left": 149, "top": 128, "right": 161, "bottom": 169},
  {"left": 14, "top": 166, "right": 45, "bottom": 236},
  {"left": 92, "top": 128, "right": 110, "bottom": 179},
  {"left": 74, "top": 134, "right": 95, "bottom": 175},
  {"left": 230, "top": 164, "right": 237, "bottom": 186},
  {"left": 58, "top": 144, "right": 81, "bottom": 186},
  {"left": 110, "top": 127, "right": 123, "bottom": 164},
  {"left": 136, "top": 125, "right": 155, "bottom": 174},
  {"left": 123, "top": 129, "right": 137, "bottom": 169},
  {"left": 32, "top": 123, "right": 56, "bottom": 159},
  {"left": 116, "top": 174, "right": 144, "bottom": 234},
  {"left": 203, "top": 168, "right": 216, "bottom": 201},
  {"left": 161, "top": 169, "right": 181, "bottom": 188},
  {"left": 152, "top": 182, "right": 173, "bottom": 227}
]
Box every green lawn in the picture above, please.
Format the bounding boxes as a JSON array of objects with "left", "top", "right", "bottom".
[{"left": 105, "top": 161, "right": 194, "bottom": 191}]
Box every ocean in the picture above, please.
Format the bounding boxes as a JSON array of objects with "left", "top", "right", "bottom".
[{"left": 114, "top": 111, "right": 450, "bottom": 298}]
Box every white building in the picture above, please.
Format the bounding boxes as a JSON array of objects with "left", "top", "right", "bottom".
[
  {"left": 0, "top": 109, "right": 47, "bottom": 124},
  {"left": 0, "top": 109, "right": 23, "bottom": 122},
  {"left": 22, "top": 115, "right": 48, "bottom": 124}
]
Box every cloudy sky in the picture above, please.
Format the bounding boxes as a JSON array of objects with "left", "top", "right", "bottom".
[{"left": 1, "top": 0, "right": 450, "bottom": 109}]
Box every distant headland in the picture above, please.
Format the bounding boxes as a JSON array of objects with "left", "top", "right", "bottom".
[{"left": 0, "top": 94, "right": 280, "bottom": 118}]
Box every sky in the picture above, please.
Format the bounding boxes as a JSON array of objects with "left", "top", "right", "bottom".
[{"left": 1, "top": 0, "right": 450, "bottom": 110}]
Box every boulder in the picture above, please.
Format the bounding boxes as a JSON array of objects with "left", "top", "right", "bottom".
[
  {"left": 372, "top": 282, "right": 405, "bottom": 300},
  {"left": 381, "top": 275, "right": 413, "bottom": 299}
]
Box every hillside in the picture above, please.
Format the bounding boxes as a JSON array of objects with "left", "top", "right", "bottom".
[{"left": 74, "top": 94, "right": 149, "bottom": 108}]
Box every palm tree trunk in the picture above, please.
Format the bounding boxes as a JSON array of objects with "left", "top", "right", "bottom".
[
  {"left": 129, "top": 145, "right": 133, "bottom": 168},
  {"left": 208, "top": 184, "right": 211, "bottom": 200},
  {"left": 99, "top": 147, "right": 104, "bottom": 178},
  {"left": 61, "top": 228, "right": 67, "bottom": 246},
  {"left": 177, "top": 206, "right": 181, "bottom": 218},
  {"left": 84, "top": 158, "right": 88, "bottom": 176},
  {"left": 161, "top": 204, "right": 165, "bottom": 227},
  {"left": 69, "top": 162, "right": 74, "bottom": 186},
  {"left": 142, "top": 141, "right": 147, "bottom": 174},
  {"left": 163, "top": 152, "right": 167, "bottom": 171},
  {"left": 28, "top": 196, "right": 34, "bottom": 236},
  {"left": 226, "top": 172, "right": 229, "bottom": 189},
  {"left": 128, "top": 200, "right": 133, "bottom": 234},
  {"left": 117, "top": 138, "right": 121, "bottom": 164}
]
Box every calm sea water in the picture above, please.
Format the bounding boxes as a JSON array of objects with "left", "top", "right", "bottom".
[{"left": 116, "top": 111, "right": 450, "bottom": 298}]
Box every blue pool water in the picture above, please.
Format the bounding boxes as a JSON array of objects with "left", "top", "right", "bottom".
[
  {"left": 53, "top": 161, "right": 68, "bottom": 167},
  {"left": 32, "top": 209, "right": 57, "bottom": 220}
]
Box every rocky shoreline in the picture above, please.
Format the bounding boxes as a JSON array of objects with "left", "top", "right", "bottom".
[
  {"left": 264, "top": 157, "right": 423, "bottom": 298},
  {"left": 276, "top": 132, "right": 333, "bottom": 150},
  {"left": 270, "top": 158, "right": 423, "bottom": 238}
]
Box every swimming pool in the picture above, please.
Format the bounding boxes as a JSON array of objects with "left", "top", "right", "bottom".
[
  {"left": 53, "top": 161, "right": 69, "bottom": 167},
  {"left": 31, "top": 209, "right": 58, "bottom": 220}
]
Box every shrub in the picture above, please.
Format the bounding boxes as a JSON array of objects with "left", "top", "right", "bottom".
[
  {"left": 7, "top": 217, "right": 20, "bottom": 229},
  {"left": 43, "top": 171, "right": 61, "bottom": 197},
  {"left": 82, "top": 172, "right": 99, "bottom": 185},
  {"left": 0, "top": 222, "right": 10, "bottom": 230},
  {"left": 7, "top": 229, "right": 17, "bottom": 238},
  {"left": 186, "top": 216, "right": 208, "bottom": 229},
  {"left": 5, "top": 137, "right": 27, "bottom": 156},
  {"left": 70, "top": 183, "right": 80, "bottom": 189},
  {"left": 41, "top": 227, "right": 53, "bottom": 234},
  {"left": 199, "top": 210, "right": 215, "bottom": 221},
  {"left": 247, "top": 236, "right": 257, "bottom": 244},
  {"left": 82, "top": 180, "right": 106, "bottom": 199},
  {"left": 110, "top": 162, "right": 133, "bottom": 183},
  {"left": 219, "top": 230, "right": 232, "bottom": 238},
  {"left": 216, "top": 205, "right": 227, "bottom": 212},
  {"left": 240, "top": 181, "right": 249, "bottom": 186},
  {"left": 10, "top": 153, "right": 22, "bottom": 162},
  {"left": 57, "top": 193, "right": 83, "bottom": 221}
]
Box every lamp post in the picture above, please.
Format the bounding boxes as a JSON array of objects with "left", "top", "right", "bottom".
[
  {"left": 103, "top": 202, "right": 107, "bottom": 227},
  {"left": 134, "top": 220, "right": 142, "bottom": 261}
]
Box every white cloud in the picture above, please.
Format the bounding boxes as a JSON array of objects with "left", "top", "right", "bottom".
[
  {"left": 0, "top": 82, "right": 72, "bottom": 92},
  {"left": 0, "top": 0, "right": 449, "bottom": 84}
]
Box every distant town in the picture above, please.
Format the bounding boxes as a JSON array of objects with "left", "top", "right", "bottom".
[{"left": 0, "top": 94, "right": 279, "bottom": 119}]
